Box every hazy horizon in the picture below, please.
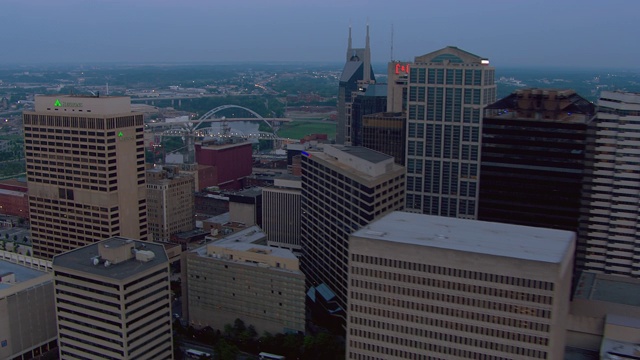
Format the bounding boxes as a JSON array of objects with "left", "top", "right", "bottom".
[{"left": 2, "top": 0, "right": 639, "bottom": 70}]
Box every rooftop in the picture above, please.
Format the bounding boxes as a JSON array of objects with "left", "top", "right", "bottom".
[
  {"left": 485, "top": 88, "right": 595, "bottom": 123},
  {"left": 52, "top": 237, "right": 168, "bottom": 281},
  {"left": 415, "top": 46, "right": 488, "bottom": 65},
  {"left": 206, "top": 225, "right": 267, "bottom": 246},
  {"left": 330, "top": 145, "right": 392, "bottom": 164},
  {"left": 352, "top": 211, "right": 575, "bottom": 263},
  {"left": 0, "top": 260, "right": 48, "bottom": 291},
  {"left": 574, "top": 271, "right": 640, "bottom": 307}
]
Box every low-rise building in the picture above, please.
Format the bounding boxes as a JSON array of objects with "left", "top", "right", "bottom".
[
  {"left": 0, "top": 258, "right": 57, "bottom": 360},
  {"left": 182, "top": 226, "right": 305, "bottom": 335}
]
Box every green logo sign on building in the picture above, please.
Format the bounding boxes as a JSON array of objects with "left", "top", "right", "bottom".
[
  {"left": 54, "top": 99, "right": 62, "bottom": 107},
  {"left": 118, "top": 132, "right": 124, "bottom": 137}
]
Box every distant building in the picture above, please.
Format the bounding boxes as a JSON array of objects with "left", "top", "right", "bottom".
[
  {"left": 479, "top": 89, "right": 595, "bottom": 233},
  {"left": 578, "top": 91, "right": 640, "bottom": 277},
  {"left": 347, "top": 211, "right": 574, "bottom": 360},
  {"left": 346, "top": 83, "right": 387, "bottom": 146},
  {"left": 146, "top": 165, "right": 195, "bottom": 242},
  {"left": 404, "top": 47, "right": 496, "bottom": 218},
  {"left": 361, "top": 112, "right": 406, "bottom": 165},
  {"left": 262, "top": 175, "right": 302, "bottom": 253},
  {"left": 0, "top": 179, "right": 29, "bottom": 218},
  {"left": 336, "top": 25, "right": 375, "bottom": 144},
  {"left": 301, "top": 145, "right": 405, "bottom": 319},
  {"left": 182, "top": 226, "right": 305, "bottom": 335},
  {"left": 195, "top": 139, "right": 252, "bottom": 191},
  {"left": 0, "top": 258, "right": 57, "bottom": 360},
  {"left": 24, "top": 95, "right": 148, "bottom": 259},
  {"left": 228, "top": 187, "right": 262, "bottom": 227},
  {"left": 52, "top": 237, "right": 173, "bottom": 360}
]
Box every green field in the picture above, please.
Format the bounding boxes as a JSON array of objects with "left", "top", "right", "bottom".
[{"left": 276, "top": 121, "right": 336, "bottom": 140}]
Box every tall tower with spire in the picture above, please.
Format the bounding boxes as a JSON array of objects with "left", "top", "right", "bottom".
[{"left": 336, "top": 24, "right": 375, "bottom": 145}]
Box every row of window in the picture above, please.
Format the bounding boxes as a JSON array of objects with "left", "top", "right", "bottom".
[
  {"left": 351, "top": 269, "right": 553, "bottom": 305},
  {"left": 351, "top": 254, "right": 555, "bottom": 291},
  {"left": 351, "top": 326, "right": 547, "bottom": 357}
]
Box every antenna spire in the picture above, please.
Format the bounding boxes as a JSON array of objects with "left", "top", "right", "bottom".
[{"left": 390, "top": 24, "right": 394, "bottom": 61}]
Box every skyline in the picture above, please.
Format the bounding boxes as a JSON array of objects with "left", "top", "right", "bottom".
[{"left": 1, "top": 0, "right": 639, "bottom": 69}]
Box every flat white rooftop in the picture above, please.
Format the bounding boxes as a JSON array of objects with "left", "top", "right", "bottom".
[{"left": 352, "top": 211, "right": 575, "bottom": 264}]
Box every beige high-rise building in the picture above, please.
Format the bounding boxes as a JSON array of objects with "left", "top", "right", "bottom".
[
  {"left": 146, "top": 165, "right": 195, "bottom": 242},
  {"left": 53, "top": 237, "right": 173, "bottom": 360},
  {"left": 347, "top": 211, "right": 574, "bottom": 360},
  {"left": 23, "top": 95, "right": 148, "bottom": 259}
]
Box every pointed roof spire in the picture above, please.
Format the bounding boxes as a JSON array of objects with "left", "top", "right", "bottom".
[
  {"left": 346, "top": 22, "right": 353, "bottom": 61},
  {"left": 363, "top": 21, "right": 371, "bottom": 83}
]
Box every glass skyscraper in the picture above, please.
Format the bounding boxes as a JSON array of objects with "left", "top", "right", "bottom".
[{"left": 404, "top": 47, "right": 496, "bottom": 219}]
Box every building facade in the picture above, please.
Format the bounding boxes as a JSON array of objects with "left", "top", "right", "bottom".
[
  {"left": 361, "top": 112, "right": 406, "bottom": 165},
  {"left": 404, "top": 47, "right": 496, "bottom": 219},
  {"left": 195, "top": 139, "right": 252, "bottom": 191},
  {"left": 346, "top": 84, "right": 387, "bottom": 146},
  {"left": 146, "top": 165, "right": 195, "bottom": 242},
  {"left": 336, "top": 25, "right": 375, "bottom": 144},
  {"left": 182, "top": 227, "right": 305, "bottom": 335},
  {"left": 300, "top": 145, "right": 405, "bottom": 314},
  {"left": 479, "top": 89, "right": 595, "bottom": 232},
  {"left": 52, "top": 237, "right": 173, "bottom": 360},
  {"left": 0, "top": 259, "right": 57, "bottom": 360},
  {"left": 578, "top": 91, "right": 640, "bottom": 277},
  {"left": 262, "top": 175, "right": 302, "bottom": 253},
  {"left": 23, "top": 96, "right": 148, "bottom": 259},
  {"left": 347, "top": 211, "right": 574, "bottom": 360}
]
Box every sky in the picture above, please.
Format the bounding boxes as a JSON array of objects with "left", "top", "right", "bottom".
[{"left": 1, "top": 0, "right": 639, "bottom": 69}]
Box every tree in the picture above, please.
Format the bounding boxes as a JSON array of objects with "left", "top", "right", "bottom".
[{"left": 214, "top": 339, "right": 238, "bottom": 360}]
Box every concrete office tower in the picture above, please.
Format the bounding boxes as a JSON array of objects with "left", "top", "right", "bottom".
[
  {"left": 262, "top": 175, "right": 302, "bottom": 252},
  {"left": 0, "top": 259, "right": 57, "bottom": 360},
  {"left": 300, "top": 145, "right": 405, "bottom": 314},
  {"left": 53, "top": 237, "right": 173, "bottom": 360},
  {"left": 578, "top": 91, "right": 640, "bottom": 277},
  {"left": 405, "top": 47, "right": 496, "bottom": 218},
  {"left": 337, "top": 24, "right": 375, "bottom": 144},
  {"left": 147, "top": 165, "right": 195, "bottom": 242},
  {"left": 479, "top": 89, "right": 595, "bottom": 232},
  {"left": 182, "top": 227, "right": 305, "bottom": 334},
  {"left": 347, "top": 211, "right": 574, "bottom": 360},
  {"left": 23, "top": 95, "right": 148, "bottom": 259}
]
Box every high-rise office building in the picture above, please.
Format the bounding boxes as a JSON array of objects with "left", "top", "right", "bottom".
[
  {"left": 53, "top": 237, "right": 173, "bottom": 360},
  {"left": 336, "top": 25, "right": 375, "bottom": 144},
  {"left": 347, "top": 211, "right": 574, "bottom": 360},
  {"left": 361, "top": 112, "right": 406, "bottom": 165},
  {"left": 300, "top": 145, "right": 405, "bottom": 315},
  {"left": 23, "top": 95, "right": 148, "bottom": 259},
  {"left": 479, "top": 89, "right": 595, "bottom": 232},
  {"left": 578, "top": 91, "right": 640, "bottom": 277},
  {"left": 146, "top": 165, "right": 195, "bottom": 242},
  {"left": 346, "top": 83, "right": 387, "bottom": 146},
  {"left": 404, "top": 47, "right": 496, "bottom": 219}
]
